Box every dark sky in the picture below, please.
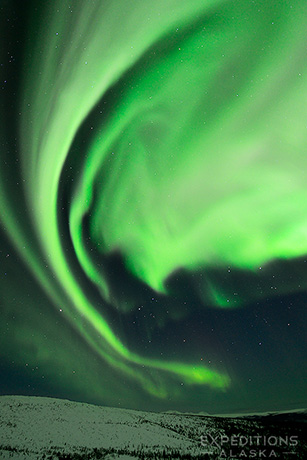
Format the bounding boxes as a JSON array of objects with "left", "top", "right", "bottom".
[{"left": 0, "top": 0, "right": 307, "bottom": 414}]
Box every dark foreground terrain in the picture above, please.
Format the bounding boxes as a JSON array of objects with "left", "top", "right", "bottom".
[{"left": 0, "top": 396, "right": 306, "bottom": 459}]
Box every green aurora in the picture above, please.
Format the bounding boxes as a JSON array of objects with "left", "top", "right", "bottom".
[{"left": 0, "top": 0, "right": 307, "bottom": 412}]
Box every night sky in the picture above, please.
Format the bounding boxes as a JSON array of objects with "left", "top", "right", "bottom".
[{"left": 0, "top": 0, "right": 307, "bottom": 415}]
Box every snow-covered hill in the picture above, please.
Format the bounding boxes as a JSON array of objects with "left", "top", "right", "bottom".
[{"left": 0, "top": 396, "right": 305, "bottom": 459}]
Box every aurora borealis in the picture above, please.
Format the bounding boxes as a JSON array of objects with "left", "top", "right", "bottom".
[{"left": 0, "top": 0, "right": 307, "bottom": 414}]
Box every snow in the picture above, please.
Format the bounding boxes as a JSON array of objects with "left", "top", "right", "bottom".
[
  {"left": 0, "top": 395, "right": 215, "bottom": 458},
  {"left": 0, "top": 395, "right": 305, "bottom": 459}
]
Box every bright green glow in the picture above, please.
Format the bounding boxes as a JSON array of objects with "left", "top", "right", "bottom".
[
  {"left": 1, "top": 0, "right": 307, "bottom": 401},
  {"left": 85, "top": 1, "right": 307, "bottom": 293},
  {"left": 16, "top": 0, "right": 231, "bottom": 396}
]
